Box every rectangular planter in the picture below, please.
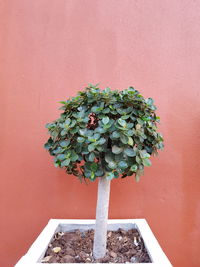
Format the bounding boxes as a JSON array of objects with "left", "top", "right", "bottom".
[{"left": 15, "top": 219, "right": 172, "bottom": 266}]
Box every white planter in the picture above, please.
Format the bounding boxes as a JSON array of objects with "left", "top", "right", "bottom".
[{"left": 15, "top": 219, "right": 172, "bottom": 267}]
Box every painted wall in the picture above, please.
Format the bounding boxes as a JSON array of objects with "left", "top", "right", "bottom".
[{"left": 0, "top": 1, "right": 200, "bottom": 266}]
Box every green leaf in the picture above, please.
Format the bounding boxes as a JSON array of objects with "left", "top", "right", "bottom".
[
  {"left": 105, "top": 172, "right": 114, "bottom": 181},
  {"left": 57, "top": 154, "right": 66, "bottom": 161},
  {"left": 44, "top": 143, "right": 51, "bottom": 150},
  {"left": 65, "top": 118, "right": 71, "bottom": 125},
  {"left": 118, "top": 161, "right": 128, "bottom": 169},
  {"left": 126, "top": 130, "right": 134, "bottom": 136},
  {"left": 102, "top": 108, "right": 110, "bottom": 114},
  {"left": 70, "top": 120, "right": 76, "bottom": 128},
  {"left": 95, "top": 169, "right": 104, "bottom": 177},
  {"left": 51, "top": 130, "right": 59, "bottom": 141},
  {"left": 103, "top": 123, "right": 112, "bottom": 129},
  {"left": 146, "top": 98, "right": 154, "bottom": 106},
  {"left": 142, "top": 116, "right": 151, "bottom": 122},
  {"left": 113, "top": 171, "right": 119, "bottom": 178},
  {"left": 79, "top": 129, "right": 87, "bottom": 136},
  {"left": 77, "top": 137, "right": 85, "bottom": 143},
  {"left": 88, "top": 152, "right": 95, "bottom": 162},
  {"left": 61, "top": 158, "right": 70, "bottom": 167},
  {"left": 142, "top": 158, "right": 151, "bottom": 166},
  {"left": 108, "top": 161, "right": 117, "bottom": 169},
  {"left": 120, "top": 134, "right": 129, "bottom": 144},
  {"left": 136, "top": 156, "right": 142, "bottom": 164},
  {"left": 130, "top": 114, "right": 136, "bottom": 121},
  {"left": 124, "top": 148, "right": 136, "bottom": 157},
  {"left": 127, "top": 123, "right": 134, "bottom": 128},
  {"left": 71, "top": 152, "right": 78, "bottom": 161},
  {"left": 105, "top": 153, "right": 115, "bottom": 163},
  {"left": 98, "top": 137, "right": 106, "bottom": 145},
  {"left": 128, "top": 137, "right": 134, "bottom": 146},
  {"left": 137, "top": 118, "right": 144, "bottom": 125},
  {"left": 53, "top": 147, "right": 64, "bottom": 154},
  {"left": 131, "top": 164, "right": 138, "bottom": 172},
  {"left": 54, "top": 162, "right": 60, "bottom": 168},
  {"left": 95, "top": 127, "right": 106, "bottom": 134},
  {"left": 90, "top": 162, "right": 98, "bottom": 172},
  {"left": 112, "top": 145, "right": 123, "bottom": 154},
  {"left": 121, "top": 115, "right": 130, "bottom": 120},
  {"left": 44, "top": 138, "right": 53, "bottom": 149},
  {"left": 59, "top": 101, "right": 67, "bottom": 105},
  {"left": 156, "top": 116, "right": 160, "bottom": 122},
  {"left": 91, "top": 106, "right": 103, "bottom": 113},
  {"left": 84, "top": 169, "right": 92, "bottom": 178},
  {"left": 102, "top": 116, "right": 110, "bottom": 125},
  {"left": 45, "top": 123, "right": 55, "bottom": 129},
  {"left": 70, "top": 128, "right": 78, "bottom": 134},
  {"left": 96, "top": 145, "right": 103, "bottom": 152},
  {"left": 94, "top": 133, "right": 101, "bottom": 140},
  {"left": 88, "top": 137, "right": 96, "bottom": 142},
  {"left": 111, "top": 131, "right": 120, "bottom": 139},
  {"left": 90, "top": 172, "right": 95, "bottom": 180},
  {"left": 88, "top": 143, "right": 95, "bottom": 152},
  {"left": 60, "top": 140, "right": 70, "bottom": 147},
  {"left": 61, "top": 129, "right": 67, "bottom": 136},
  {"left": 104, "top": 87, "right": 111, "bottom": 94},
  {"left": 118, "top": 118, "right": 126, "bottom": 127},
  {"left": 117, "top": 108, "right": 125, "bottom": 115},
  {"left": 140, "top": 150, "right": 150, "bottom": 158}
]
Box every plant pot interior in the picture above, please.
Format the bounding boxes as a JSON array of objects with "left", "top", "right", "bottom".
[{"left": 41, "top": 222, "right": 151, "bottom": 264}]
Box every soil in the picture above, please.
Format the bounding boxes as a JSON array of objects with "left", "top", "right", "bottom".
[{"left": 41, "top": 228, "right": 151, "bottom": 264}]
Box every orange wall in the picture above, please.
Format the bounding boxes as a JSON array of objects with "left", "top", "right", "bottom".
[{"left": 0, "top": 1, "right": 200, "bottom": 266}]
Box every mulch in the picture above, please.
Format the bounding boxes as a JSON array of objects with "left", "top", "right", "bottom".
[{"left": 41, "top": 228, "right": 151, "bottom": 263}]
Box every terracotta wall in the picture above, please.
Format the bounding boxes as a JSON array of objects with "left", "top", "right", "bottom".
[{"left": 0, "top": 1, "right": 200, "bottom": 266}]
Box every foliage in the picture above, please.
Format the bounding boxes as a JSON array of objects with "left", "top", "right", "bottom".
[{"left": 44, "top": 84, "right": 164, "bottom": 182}]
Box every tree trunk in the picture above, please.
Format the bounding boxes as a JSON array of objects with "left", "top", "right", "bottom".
[{"left": 93, "top": 176, "right": 111, "bottom": 259}]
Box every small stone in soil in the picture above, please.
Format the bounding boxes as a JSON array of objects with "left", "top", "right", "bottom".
[
  {"left": 131, "top": 256, "right": 139, "bottom": 263},
  {"left": 110, "top": 251, "right": 117, "bottom": 258}
]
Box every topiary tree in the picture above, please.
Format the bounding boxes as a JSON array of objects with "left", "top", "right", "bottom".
[{"left": 44, "top": 84, "right": 164, "bottom": 259}]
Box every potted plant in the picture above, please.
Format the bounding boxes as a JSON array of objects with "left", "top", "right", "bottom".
[{"left": 15, "top": 85, "right": 172, "bottom": 266}]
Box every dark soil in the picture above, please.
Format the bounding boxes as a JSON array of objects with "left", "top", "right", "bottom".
[{"left": 41, "top": 228, "right": 151, "bottom": 263}]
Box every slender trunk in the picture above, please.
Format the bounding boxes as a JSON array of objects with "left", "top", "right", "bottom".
[{"left": 93, "top": 176, "right": 111, "bottom": 259}]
